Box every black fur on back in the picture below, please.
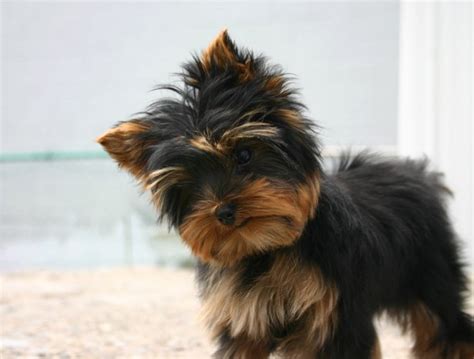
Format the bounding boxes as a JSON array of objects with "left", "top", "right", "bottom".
[{"left": 295, "top": 151, "right": 473, "bottom": 357}]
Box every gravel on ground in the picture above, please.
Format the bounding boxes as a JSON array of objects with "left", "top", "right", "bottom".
[{"left": 1, "top": 267, "right": 472, "bottom": 358}]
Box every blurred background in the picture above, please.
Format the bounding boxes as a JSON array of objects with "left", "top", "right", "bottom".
[{"left": 1, "top": 1, "right": 472, "bottom": 271}]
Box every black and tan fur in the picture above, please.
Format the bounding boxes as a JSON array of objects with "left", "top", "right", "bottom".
[{"left": 98, "top": 30, "right": 474, "bottom": 358}]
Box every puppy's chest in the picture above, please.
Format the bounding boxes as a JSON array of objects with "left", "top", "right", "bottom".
[{"left": 198, "top": 256, "right": 338, "bottom": 344}]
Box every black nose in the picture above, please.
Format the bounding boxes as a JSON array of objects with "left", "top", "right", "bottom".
[{"left": 215, "top": 203, "right": 236, "bottom": 225}]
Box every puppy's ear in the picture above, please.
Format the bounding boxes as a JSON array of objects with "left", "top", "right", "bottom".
[
  {"left": 97, "top": 119, "right": 153, "bottom": 179},
  {"left": 196, "top": 29, "right": 253, "bottom": 82}
]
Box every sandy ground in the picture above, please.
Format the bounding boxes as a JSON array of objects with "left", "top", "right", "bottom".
[{"left": 0, "top": 267, "right": 472, "bottom": 359}]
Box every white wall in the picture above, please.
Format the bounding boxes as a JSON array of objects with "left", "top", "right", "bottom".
[
  {"left": 398, "top": 2, "right": 473, "bottom": 266},
  {"left": 2, "top": 1, "right": 399, "bottom": 153}
]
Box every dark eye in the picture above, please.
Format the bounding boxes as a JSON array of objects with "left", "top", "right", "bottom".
[{"left": 235, "top": 148, "right": 252, "bottom": 165}]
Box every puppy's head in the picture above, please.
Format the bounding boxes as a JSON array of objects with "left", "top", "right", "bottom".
[{"left": 98, "top": 30, "right": 321, "bottom": 266}]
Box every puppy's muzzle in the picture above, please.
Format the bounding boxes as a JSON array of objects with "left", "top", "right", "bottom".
[{"left": 215, "top": 203, "right": 236, "bottom": 225}]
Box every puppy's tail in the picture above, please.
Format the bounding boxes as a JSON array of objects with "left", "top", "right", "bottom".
[{"left": 335, "top": 150, "right": 454, "bottom": 198}]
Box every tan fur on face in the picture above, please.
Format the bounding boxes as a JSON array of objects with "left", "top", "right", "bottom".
[
  {"left": 296, "top": 173, "right": 320, "bottom": 219},
  {"left": 98, "top": 122, "right": 190, "bottom": 208},
  {"left": 97, "top": 120, "right": 151, "bottom": 179},
  {"left": 189, "top": 136, "right": 223, "bottom": 156},
  {"left": 189, "top": 121, "right": 279, "bottom": 155},
  {"left": 201, "top": 252, "right": 338, "bottom": 356},
  {"left": 220, "top": 121, "right": 280, "bottom": 145},
  {"left": 179, "top": 175, "right": 320, "bottom": 266},
  {"left": 145, "top": 167, "right": 189, "bottom": 208}
]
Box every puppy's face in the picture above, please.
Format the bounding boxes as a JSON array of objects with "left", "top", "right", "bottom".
[{"left": 98, "top": 30, "right": 321, "bottom": 266}]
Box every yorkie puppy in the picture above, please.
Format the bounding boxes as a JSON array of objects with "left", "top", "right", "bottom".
[{"left": 98, "top": 30, "right": 473, "bottom": 358}]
